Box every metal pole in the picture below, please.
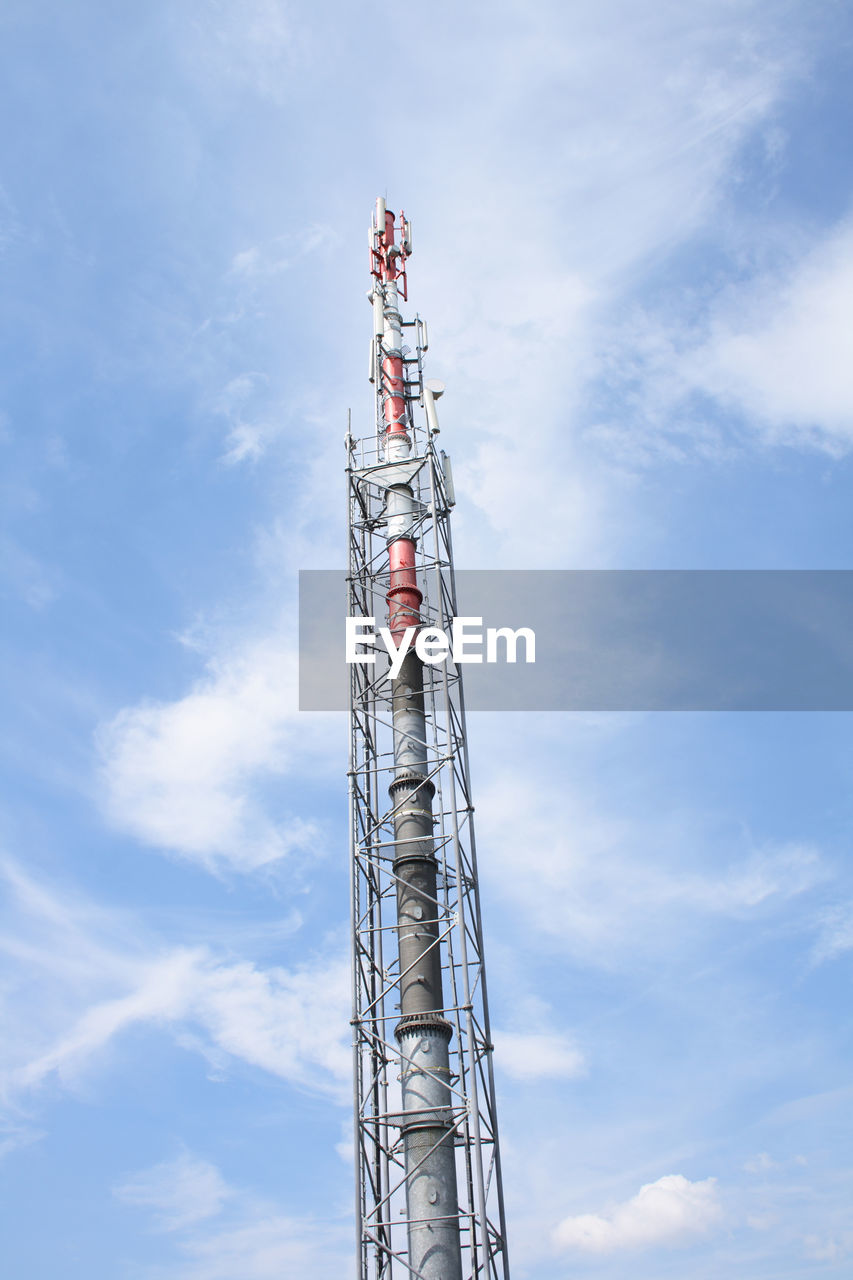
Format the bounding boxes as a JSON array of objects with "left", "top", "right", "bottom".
[{"left": 372, "top": 198, "right": 463, "bottom": 1280}]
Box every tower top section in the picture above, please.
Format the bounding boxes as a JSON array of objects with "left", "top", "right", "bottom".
[{"left": 369, "top": 196, "right": 412, "bottom": 296}]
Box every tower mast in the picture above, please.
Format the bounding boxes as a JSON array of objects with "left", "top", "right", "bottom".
[{"left": 347, "top": 199, "right": 510, "bottom": 1280}]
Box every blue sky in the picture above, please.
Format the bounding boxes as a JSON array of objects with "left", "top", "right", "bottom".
[{"left": 2, "top": 1, "right": 853, "bottom": 1276}]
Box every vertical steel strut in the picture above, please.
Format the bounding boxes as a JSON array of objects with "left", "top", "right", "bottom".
[{"left": 348, "top": 199, "right": 510, "bottom": 1280}]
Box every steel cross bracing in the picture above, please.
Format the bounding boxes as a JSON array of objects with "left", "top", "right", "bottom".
[{"left": 347, "top": 315, "right": 509, "bottom": 1280}]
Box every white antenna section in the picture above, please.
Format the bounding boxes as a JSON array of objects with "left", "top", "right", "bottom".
[
  {"left": 441, "top": 450, "right": 456, "bottom": 506},
  {"left": 373, "top": 287, "right": 385, "bottom": 341}
]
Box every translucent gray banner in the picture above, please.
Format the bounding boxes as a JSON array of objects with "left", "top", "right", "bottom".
[{"left": 299, "top": 570, "right": 853, "bottom": 711}]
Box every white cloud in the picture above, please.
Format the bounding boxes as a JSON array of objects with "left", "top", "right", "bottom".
[
  {"left": 221, "top": 421, "right": 273, "bottom": 465},
  {"left": 212, "top": 373, "right": 278, "bottom": 465},
  {"left": 230, "top": 247, "right": 261, "bottom": 276},
  {"left": 803, "top": 1232, "right": 853, "bottom": 1263},
  {"left": 115, "top": 1152, "right": 350, "bottom": 1279},
  {"left": 477, "top": 764, "right": 826, "bottom": 966},
  {"left": 747, "top": 1210, "right": 780, "bottom": 1230},
  {"left": 0, "top": 182, "right": 24, "bottom": 253},
  {"left": 384, "top": 0, "right": 802, "bottom": 567},
  {"left": 592, "top": 217, "right": 853, "bottom": 465},
  {"left": 227, "top": 227, "right": 337, "bottom": 283},
  {"left": 811, "top": 899, "right": 853, "bottom": 963},
  {"left": 15, "top": 948, "right": 204, "bottom": 1091},
  {"left": 493, "top": 1030, "right": 586, "bottom": 1082},
  {"left": 744, "top": 1151, "right": 779, "bottom": 1174},
  {"left": 115, "top": 1151, "right": 232, "bottom": 1231},
  {"left": 97, "top": 635, "right": 330, "bottom": 871},
  {"left": 0, "top": 863, "right": 350, "bottom": 1109},
  {"left": 744, "top": 1151, "right": 807, "bottom": 1174},
  {"left": 173, "top": 1211, "right": 348, "bottom": 1280},
  {"left": 12, "top": 947, "right": 351, "bottom": 1103},
  {"left": 553, "top": 1173, "right": 723, "bottom": 1253},
  {"left": 333, "top": 1118, "right": 353, "bottom": 1166},
  {"left": 0, "top": 534, "right": 59, "bottom": 611},
  {"left": 193, "top": 954, "right": 351, "bottom": 1094},
  {"left": 689, "top": 219, "right": 853, "bottom": 451},
  {"left": 680, "top": 843, "right": 826, "bottom": 912},
  {"left": 0, "top": 1116, "right": 45, "bottom": 1160},
  {"left": 182, "top": 0, "right": 293, "bottom": 104}
]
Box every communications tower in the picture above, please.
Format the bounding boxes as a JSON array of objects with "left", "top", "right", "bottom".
[{"left": 347, "top": 198, "right": 510, "bottom": 1280}]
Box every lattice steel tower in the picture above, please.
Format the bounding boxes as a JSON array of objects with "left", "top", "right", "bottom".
[{"left": 347, "top": 198, "right": 510, "bottom": 1280}]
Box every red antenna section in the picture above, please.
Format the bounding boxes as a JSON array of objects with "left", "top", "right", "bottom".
[{"left": 369, "top": 197, "right": 420, "bottom": 639}]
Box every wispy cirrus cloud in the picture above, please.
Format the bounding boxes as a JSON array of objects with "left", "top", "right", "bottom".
[
  {"left": 811, "top": 898, "right": 853, "bottom": 963},
  {"left": 477, "top": 765, "right": 827, "bottom": 967},
  {"left": 170, "top": 1209, "right": 349, "bottom": 1280},
  {"left": 115, "top": 1150, "right": 233, "bottom": 1231},
  {"left": 213, "top": 372, "right": 278, "bottom": 465},
  {"left": 803, "top": 1231, "right": 853, "bottom": 1263},
  {"left": 12, "top": 944, "right": 351, "bottom": 1103},
  {"left": 179, "top": 0, "right": 294, "bottom": 104},
  {"left": 115, "top": 1149, "right": 350, "bottom": 1278},
  {"left": 743, "top": 1150, "right": 807, "bottom": 1174},
  {"left": 0, "top": 861, "right": 350, "bottom": 1116}
]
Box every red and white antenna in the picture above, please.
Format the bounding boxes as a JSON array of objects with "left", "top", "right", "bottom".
[
  {"left": 369, "top": 199, "right": 419, "bottom": 640},
  {"left": 347, "top": 200, "right": 510, "bottom": 1280}
]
